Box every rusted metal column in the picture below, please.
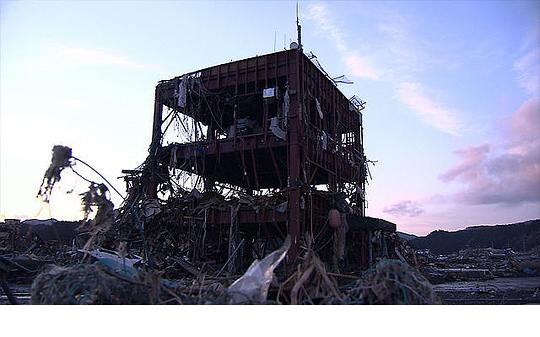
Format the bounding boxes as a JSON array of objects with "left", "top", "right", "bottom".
[
  {"left": 147, "top": 85, "right": 163, "bottom": 198},
  {"left": 150, "top": 85, "right": 163, "bottom": 155},
  {"left": 287, "top": 50, "right": 303, "bottom": 263},
  {"left": 204, "top": 125, "right": 216, "bottom": 192},
  {"left": 360, "top": 114, "right": 366, "bottom": 216}
]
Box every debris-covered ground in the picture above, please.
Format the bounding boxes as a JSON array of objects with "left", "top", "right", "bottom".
[
  {"left": 3, "top": 215, "right": 538, "bottom": 305},
  {"left": 2, "top": 145, "right": 538, "bottom": 305},
  {"left": 2, "top": 216, "right": 539, "bottom": 304},
  {"left": 417, "top": 248, "right": 540, "bottom": 304},
  {"left": 0, "top": 217, "right": 438, "bottom": 305}
]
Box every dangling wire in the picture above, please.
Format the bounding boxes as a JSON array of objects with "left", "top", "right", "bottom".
[{"left": 71, "top": 156, "right": 125, "bottom": 200}]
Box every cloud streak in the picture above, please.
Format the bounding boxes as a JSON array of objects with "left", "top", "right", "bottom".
[
  {"left": 305, "top": 3, "right": 463, "bottom": 135},
  {"left": 57, "top": 46, "right": 149, "bottom": 68},
  {"left": 305, "top": 4, "right": 380, "bottom": 80},
  {"left": 398, "top": 82, "right": 463, "bottom": 135},
  {"left": 514, "top": 29, "right": 540, "bottom": 96},
  {"left": 37, "top": 42, "right": 156, "bottom": 71},
  {"left": 383, "top": 200, "right": 424, "bottom": 217},
  {"left": 345, "top": 54, "right": 379, "bottom": 80},
  {"left": 376, "top": 18, "right": 424, "bottom": 75}
]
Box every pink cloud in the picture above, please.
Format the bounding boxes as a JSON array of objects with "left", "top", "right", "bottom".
[
  {"left": 344, "top": 54, "right": 379, "bottom": 80},
  {"left": 439, "top": 144, "right": 490, "bottom": 183},
  {"left": 440, "top": 98, "right": 540, "bottom": 205},
  {"left": 383, "top": 200, "right": 424, "bottom": 217},
  {"left": 510, "top": 97, "right": 540, "bottom": 142}
]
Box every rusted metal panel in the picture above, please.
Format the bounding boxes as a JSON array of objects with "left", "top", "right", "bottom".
[{"left": 208, "top": 208, "right": 288, "bottom": 225}]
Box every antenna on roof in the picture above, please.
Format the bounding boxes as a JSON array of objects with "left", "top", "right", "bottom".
[{"left": 296, "top": 2, "right": 302, "bottom": 51}]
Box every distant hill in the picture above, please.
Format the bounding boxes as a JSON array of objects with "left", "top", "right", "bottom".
[
  {"left": 408, "top": 219, "right": 540, "bottom": 255},
  {"left": 397, "top": 232, "right": 418, "bottom": 241}
]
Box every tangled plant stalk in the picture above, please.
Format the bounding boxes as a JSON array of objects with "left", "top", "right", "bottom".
[
  {"left": 37, "top": 145, "right": 119, "bottom": 250},
  {"left": 37, "top": 145, "right": 73, "bottom": 202}
]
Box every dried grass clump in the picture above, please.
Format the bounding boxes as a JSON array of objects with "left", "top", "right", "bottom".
[
  {"left": 345, "top": 259, "right": 440, "bottom": 304},
  {"left": 30, "top": 263, "right": 235, "bottom": 305},
  {"left": 31, "top": 264, "right": 153, "bottom": 304},
  {"left": 277, "top": 246, "right": 343, "bottom": 305}
]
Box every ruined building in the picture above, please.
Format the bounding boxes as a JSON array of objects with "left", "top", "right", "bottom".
[{"left": 123, "top": 43, "right": 397, "bottom": 273}]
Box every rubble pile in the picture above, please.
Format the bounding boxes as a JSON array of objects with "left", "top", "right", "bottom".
[
  {"left": 139, "top": 189, "right": 291, "bottom": 274},
  {"left": 0, "top": 219, "right": 81, "bottom": 277},
  {"left": 2, "top": 212, "right": 434, "bottom": 305},
  {"left": 417, "top": 248, "right": 540, "bottom": 284},
  {"left": 3, "top": 207, "right": 537, "bottom": 305},
  {"left": 26, "top": 250, "right": 436, "bottom": 305}
]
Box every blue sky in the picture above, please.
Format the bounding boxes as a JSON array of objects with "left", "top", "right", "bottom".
[{"left": 1, "top": 1, "right": 539, "bottom": 235}]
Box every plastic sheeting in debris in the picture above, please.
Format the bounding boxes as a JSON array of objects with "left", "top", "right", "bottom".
[
  {"left": 143, "top": 199, "right": 161, "bottom": 220},
  {"left": 282, "top": 87, "right": 289, "bottom": 127},
  {"left": 275, "top": 201, "right": 287, "bottom": 213},
  {"left": 262, "top": 87, "right": 277, "bottom": 99},
  {"left": 177, "top": 76, "right": 187, "bottom": 108},
  {"left": 227, "top": 235, "right": 291, "bottom": 304},
  {"left": 316, "top": 98, "right": 323, "bottom": 119},
  {"left": 321, "top": 131, "right": 328, "bottom": 150},
  {"left": 269, "top": 117, "right": 286, "bottom": 140},
  {"left": 79, "top": 249, "right": 142, "bottom": 279}
]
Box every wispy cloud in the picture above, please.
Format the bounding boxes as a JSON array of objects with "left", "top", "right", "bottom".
[
  {"left": 379, "top": 15, "right": 465, "bottom": 136},
  {"left": 514, "top": 29, "right": 540, "bottom": 96},
  {"left": 305, "top": 4, "right": 347, "bottom": 53},
  {"left": 376, "top": 18, "right": 423, "bottom": 76},
  {"left": 345, "top": 54, "right": 379, "bottom": 80},
  {"left": 305, "top": 4, "right": 380, "bottom": 80},
  {"left": 398, "top": 82, "right": 463, "bottom": 135},
  {"left": 514, "top": 49, "right": 539, "bottom": 95},
  {"left": 37, "top": 42, "right": 156, "bottom": 71},
  {"left": 57, "top": 46, "right": 149, "bottom": 68},
  {"left": 383, "top": 200, "right": 424, "bottom": 217},
  {"left": 305, "top": 3, "right": 464, "bottom": 135}
]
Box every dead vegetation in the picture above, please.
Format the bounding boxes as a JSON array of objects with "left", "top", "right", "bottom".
[{"left": 37, "top": 145, "right": 72, "bottom": 202}]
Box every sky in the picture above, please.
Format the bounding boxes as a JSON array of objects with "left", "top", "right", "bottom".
[{"left": 1, "top": 1, "right": 539, "bottom": 235}]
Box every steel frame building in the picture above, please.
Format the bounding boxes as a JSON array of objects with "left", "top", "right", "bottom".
[{"left": 143, "top": 47, "right": 394, "bottom": 269}]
